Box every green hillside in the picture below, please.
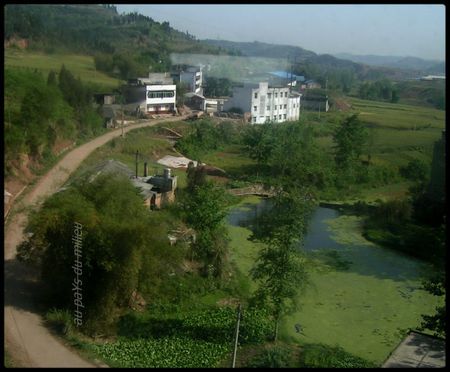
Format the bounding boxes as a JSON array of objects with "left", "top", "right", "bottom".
[
  {"left": 4, "top": 4, "right": 227, "bottom": 78},
  {"left": 5, "top": 49, "right": 121, "bottom": 90}
]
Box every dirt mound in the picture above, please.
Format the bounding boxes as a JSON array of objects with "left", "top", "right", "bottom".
[
  {"left": 4, "top": 37, "right": 29, "bottom": 49},
  {"left": 333, "top": 98, "right": 352, "bottom": 111}
]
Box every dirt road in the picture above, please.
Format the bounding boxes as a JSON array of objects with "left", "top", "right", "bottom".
[{"left": 4, "top": 116, "right": 187, "bottom": 367}]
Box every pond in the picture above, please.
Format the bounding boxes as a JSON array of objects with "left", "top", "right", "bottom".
[{"left": 226, "top": 197, "right": 441, "bottom": 365}]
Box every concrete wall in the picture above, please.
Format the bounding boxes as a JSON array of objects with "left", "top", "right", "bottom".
[{"left": 222, "top": 84, "right": 255, "bottom": 114}]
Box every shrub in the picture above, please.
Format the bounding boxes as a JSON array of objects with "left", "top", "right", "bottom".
[
  {"left": 46, "top": 308, "right": 74, "bottom": 336},
  {"left": 245, "top": 344, "right": 293, "bottom": 368},
  {"left": 299, "top": 343, "right": 377, "bottom": 368}
]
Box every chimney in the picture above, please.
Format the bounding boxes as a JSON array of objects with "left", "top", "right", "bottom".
[
  {"left": 144, "top": 162, "right": 148, "bottom": 177},
  {"left": 135, "top": 150, "right": 139, "bottom": 178}
]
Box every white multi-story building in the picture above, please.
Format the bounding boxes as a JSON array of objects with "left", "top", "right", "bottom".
[
  {"left": 180, "top": 66, "right": 203, "bottom": 95},
  {"left": 223, "top": 82, "right": 301, "bottom": 124}
]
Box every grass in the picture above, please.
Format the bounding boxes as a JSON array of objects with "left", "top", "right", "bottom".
[
  {"left": 4, "top": 348, "right": 16, "bottom": 368},
  {"left": 313, "top": 97, "right": 444, "bottom": 169},
  {"left": 201, "top": 144, "right": 259, "bottom": 179},
  {"left": 5, "top": 48, "right": 122, "bottom": 90}
]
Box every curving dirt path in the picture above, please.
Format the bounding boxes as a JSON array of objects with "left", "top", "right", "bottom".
[{"left": 4, "top": 116, "right": 187, "bottom": 367}]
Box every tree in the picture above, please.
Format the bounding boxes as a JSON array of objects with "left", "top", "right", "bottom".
[
  {"left": 47, "top": 70, "right": 57, "bottom": 86},
  {"left": 17, "top": 174, "right": 151, "bottom": 333},
  {"left": 250, "top": 188, "right": 314, "bottom": 340},
  {"left": 419, "top": 226, "right": 445, "bottom": 337},
  {"left": 267, "top": 122, "right": 332, "bottom": 190},
  {"left": 181, "top": 178, "right": 229, "bottom": 277},
  {"left": 333, "top": 114, "right": 367, "bottom": 170},
  {"left": 400, "top": 158, "right": 430, "bottom": 183},
  {"left": 242, "top": 123, "right": 275, "bottom": 167}
]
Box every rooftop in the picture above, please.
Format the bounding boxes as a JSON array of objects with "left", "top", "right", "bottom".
[
  {"left": 382, "top": 331, "right": 445, "bottom": 368},
  {"left": 268, "top": 71, "right": 305, "bottom": 82}
]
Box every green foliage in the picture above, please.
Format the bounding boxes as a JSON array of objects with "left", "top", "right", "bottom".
[
  {"left": 298, "top": 343, "right": 377, "bottom": 368},
  {"left": 399, "top": 158, "right": 430, "bottom": 182},
  {"left": 175, "top": 119, "right": 221, "bottom": 160},
  {"left": 267, "top": 122, "right": 333, "bottom": 190},
  {"left": 363, "top": 198, "right": 444, "bottom": 262},
  {"left": 204, "top": 76, "right": 233, "bottom": 97},
  {"left": 419, "top": 277, "right": 445, "bottom": 337},
  {"left": 90, "top": 305, "right": 272, "bottom": 367},
  {"left": 242, "top": 123, "right": 276, "bottom": 166},
  {"left": 358, "top": 79, "right": 398, "bottom": 102},
  {"left": 5, "top": 4, "right": 226, "bottom": 78},
  {"left": 18, "top": 174, "right": 151, "bottom": 332},
  {"left": 92, "top": 336, "right": 230, "bottom": 368},
  {"left": 245, "top": 344, "right": 294, "bottom": 368},
  {"left": 180, "top": 179, "right": 230, "bottom": 277},
  {"left": 333, "top": 114, "right": 368, "bottom": 170},
  {"left": 45, "top": 308, "right": 74, "bottom": 336},
  {"left": 250, "top": 190, "right": 314, "bottom": 339},
  {"left": 4, "top": 67, "right": 76, "bottom": 163}
]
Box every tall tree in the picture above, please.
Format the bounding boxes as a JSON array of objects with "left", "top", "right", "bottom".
[
  {"left": 250, "top": 188, "right": 314, "bottom": 340},
  {"left": 333, "top": 114, "right": 367, "bottom": 170},
  {"left": 181, "top": 178, "right": 229, "bottom": 277}
]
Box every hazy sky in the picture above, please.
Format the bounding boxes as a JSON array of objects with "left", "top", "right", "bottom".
[{"left": 116, "top": 4, "right": 445, "bottom": 61}]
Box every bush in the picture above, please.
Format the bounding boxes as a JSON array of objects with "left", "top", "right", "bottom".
[
  {"left": 46, "top": 308, "right": 74, "bottom": 336},
  {"left": 400, "top": 159, "right": 430, "bottom": 182},
  {"left": 299, "top": 343, "right": 377, "bottom": 368},
  {"left": 245, "top": 344, "right": 294, "bottom": 368}
]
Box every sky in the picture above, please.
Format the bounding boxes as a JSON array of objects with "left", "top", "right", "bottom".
[{"left": 116, "top": 4, "right": 445, "bottom": 61}]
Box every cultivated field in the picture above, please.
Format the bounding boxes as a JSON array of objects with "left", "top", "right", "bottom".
[{"left": 4, "top": 49, "right": 122, "bottom": 89}]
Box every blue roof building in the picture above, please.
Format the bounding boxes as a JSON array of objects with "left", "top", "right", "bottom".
[{"left": 268, "top": 70, "right": 305, "bottom": 82}]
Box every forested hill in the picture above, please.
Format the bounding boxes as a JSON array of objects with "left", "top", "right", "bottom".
[
  {"left": 4, "top": 4, "right": 227, "bottom": 74},
  {"left": 202, "top": 39, "right": 317, "bottom": 60},
  {"left": 202, "top": 39, "right": 418, "bottom": 81}
]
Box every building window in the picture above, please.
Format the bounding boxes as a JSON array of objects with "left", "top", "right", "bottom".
[
  {"left": 268, "top": 93, "right": 271, "bottom": 99},
  {"left": 147, "top": 91, "right": 175, "bottom": 99},
  {"left": 283, "top": 114, "right": 287, "bottom": 119},
  {"left": 266, "top": 116, "right": 270, "bottom": 121},
  {"left": 275, "top": 92, "right": 278, "bottom": 98},
  {"left": 253, "top": 116, "right": 257, "bottom": 123},
  {"left": 266, "top": 105, "right": 270, "bottom": 110},
  {"left": 279, "top": 114, "right": 282, "bottom": 120},
  {"left": 254, "top": 106, "right": 257, "bottom": 112},
  {"left": 254, "top": 92, "right": 258, "bottom": 99},
  {"left": 284, "top": 104, "right": 287, "bottom": 109},
  {"left": 285, "top": 92, "right": 288, "bottom": 97}
]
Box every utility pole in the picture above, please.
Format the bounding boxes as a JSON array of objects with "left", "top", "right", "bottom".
[
  {"left": 231, "top": 303, "right": 242, "bottom": 368},
  {"left": 135, "top": 150, "right": 139, "bottom": 178},
  {"left": 121, "top": 106, "right": 124, "bottom": 137}
]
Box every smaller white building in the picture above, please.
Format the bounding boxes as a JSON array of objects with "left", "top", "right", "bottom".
[{"left": 144, "top": 73, "right": 176, "bottom": 114}]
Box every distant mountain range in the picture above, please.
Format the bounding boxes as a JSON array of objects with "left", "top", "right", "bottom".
[
  {"left": 201, "top": 39, "right": 421, "bottom": 80},
  {"left": 334, "top": 53, "right": 445, "bottom": 74}
]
